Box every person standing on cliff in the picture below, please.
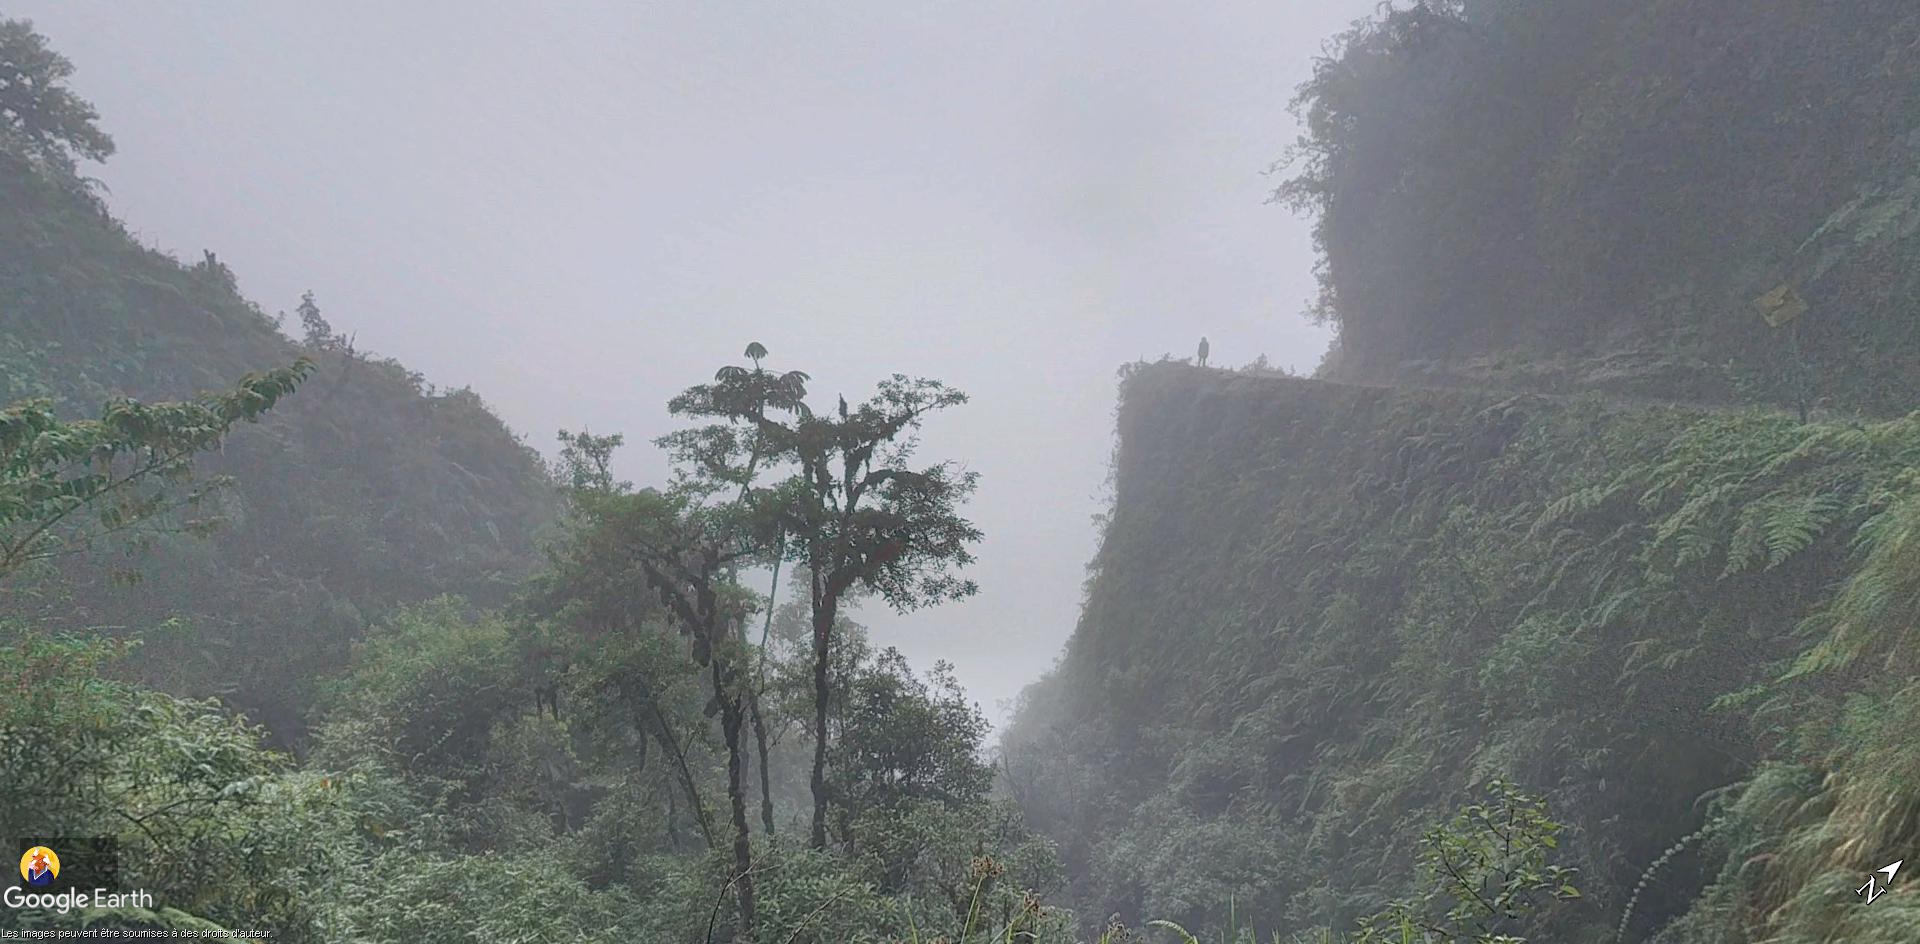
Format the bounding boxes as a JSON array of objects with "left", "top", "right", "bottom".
[{"left": 1197, "top": 336, "right": 1210, "bottom": 367}]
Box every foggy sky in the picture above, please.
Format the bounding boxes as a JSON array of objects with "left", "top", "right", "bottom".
[{"left": 14, "top": 1, "right": 1356, "bottom": 723}]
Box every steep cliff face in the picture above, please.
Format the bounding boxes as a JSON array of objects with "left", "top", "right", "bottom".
[
  {"left": 1008, "top": 3, "right": 1920, "bottom": 937},
  {"left": 1284, "top": 0, "right": 1920, "bottom": 416},
  {"left": 1006, "top": 364, "right": 1920, "bottom": 941}
]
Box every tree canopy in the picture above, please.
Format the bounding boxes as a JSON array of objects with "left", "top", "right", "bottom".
[{"left": 0, "top": 17, "right": 114, "bottom": 173}]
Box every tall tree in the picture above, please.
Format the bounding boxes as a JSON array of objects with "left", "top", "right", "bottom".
[
  {"left": 546, "top": 429, "right": 721, "bottom": 852},
  {"left": 551, "top": 425, "right": 779, "bottom": 942},
  {"left": 618, "top": 488, "right": 770, "bottom": 943},
  {"left": 671, "top": 367, "right": 982, "bottom": 850},
  {"left": 660, "top": 342, "right": 811, "bottom": 839},
  {"left": 784, "top": 376, "right": 982, "bottom": 849},
  {"left": 711, "top": 342, "right": 809, "bottom": 839},
  {"left": 294, "top": 290, "right": 347, "bottom": 351}
]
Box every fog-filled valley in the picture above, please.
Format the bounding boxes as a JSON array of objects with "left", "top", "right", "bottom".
[
  {"left": 6, "top": 3, "right": 1920, "bottom": 942},
  {"left": 4, "top": 0, "right": 1353, "bottom": 725}
]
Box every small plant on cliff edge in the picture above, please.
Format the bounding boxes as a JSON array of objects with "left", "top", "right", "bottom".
[{"left": 1349, "top": 781, "right": 1581, "bottom": 944}]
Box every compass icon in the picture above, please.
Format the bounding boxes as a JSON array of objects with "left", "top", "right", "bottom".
[{"left": 1857, "top": 860, "right": 1902, "bottom": 905}]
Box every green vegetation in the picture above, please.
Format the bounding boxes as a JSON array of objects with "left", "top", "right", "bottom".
[
  {"left": 0, "top": 364, "right": 1060, "bottom": 940},
  {"left": 0, "top": 53, "right": 557, "bottom": 737},
  {"left": 11, "top": 4, "right": 1920, "bottom": 942},
  {"left": 1347, "top": 780, "right": 1580, "bottom": 944},
  {"left": 0, "top": 336, "right": 1053, "bottom": 941},
  {"left": 0, "top": 363, "right": 309, "bottom": 576},
  {"left": 1278, "top": 0, "right": 1920, "bottom": 415},
  {"left": 661, "top": 351, "right": 982, "bottom": 852},
  {"left": 979, "top": 3, "right": 1920, "bottom": 938},
  {"left": 0, "top": 17, "right": 113, "bottom": 177},
  {"left": 0, "top": 20, "right": 1058, "bottom": 938},
  {"left": 1006, "top": 364, "right": 1920, "bottom": 941}
]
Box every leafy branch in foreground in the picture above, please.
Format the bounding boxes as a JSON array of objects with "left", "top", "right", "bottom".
[{"left": 0, "top": 360, "right": 312, "bottom": 579}]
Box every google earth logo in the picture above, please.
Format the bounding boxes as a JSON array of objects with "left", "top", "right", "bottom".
[
  {"left": 20, "top": 846, "right": 57, "bottom": 887},
  {"left": 5, "top": 840, "right": 150, "bottom": 914}
]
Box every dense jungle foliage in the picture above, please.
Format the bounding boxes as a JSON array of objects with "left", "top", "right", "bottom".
[
  {"left": 1279, "top": 0, "right": 1920, "bottom": 415},
  {"left": 1006, "top": 365, "right": 1920, "bottom": 942},
  {"left": 0, "top": 19, "right": 1067, "bottom": 941},
  {"left": 9, "top": 1, "right": 1920, "bottom": 941},
  {"left": 1006, "top": 2, "right": 1920, "bottom": 939},
  {"left": 0, "top": 95, "right": 559, "bottom": 737}
]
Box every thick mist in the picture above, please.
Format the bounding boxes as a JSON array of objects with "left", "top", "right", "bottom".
[{"left": 9, "top": 1, "right": 1359, "bottom": 719}]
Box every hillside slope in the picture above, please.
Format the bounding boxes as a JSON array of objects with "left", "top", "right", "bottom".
[
  {"left": 0, "top": 146, "right": 558, "bottom": 738},
  {"left": 1005, "top": 364, "right": 1920, "bottom": 941}
]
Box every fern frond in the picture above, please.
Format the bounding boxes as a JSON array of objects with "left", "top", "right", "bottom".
[
  {"left": 1724, "top": 500, "right": 1771, "bottom": 575},
  {"left": 1763, "top": 493, "right": 1842, "bottom": 568}
]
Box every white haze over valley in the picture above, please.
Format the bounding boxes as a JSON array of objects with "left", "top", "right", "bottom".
[{"left": 12, "top": 1, "right": 1364, "bottom": 721}]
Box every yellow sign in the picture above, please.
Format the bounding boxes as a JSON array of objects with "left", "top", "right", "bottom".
[{"left": 1754, "top": 283, "right": 1809, "bottom": 328}]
